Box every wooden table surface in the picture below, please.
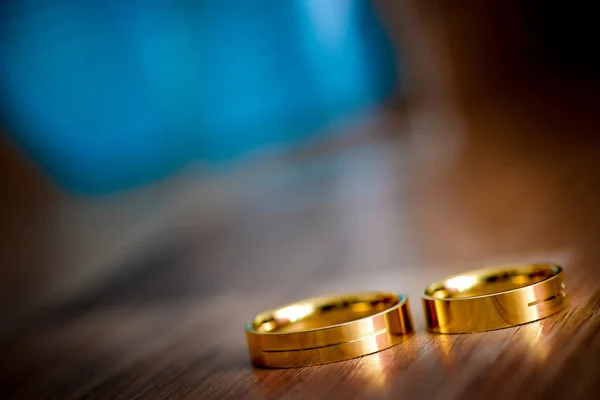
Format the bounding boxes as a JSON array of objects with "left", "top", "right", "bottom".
[{"left": 1, "top": 99, "right": 600, "bottom": 399}]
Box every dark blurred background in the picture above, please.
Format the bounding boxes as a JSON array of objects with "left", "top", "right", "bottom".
[{"left": 1, "top": 0, "right": 599, "bottom": 343}]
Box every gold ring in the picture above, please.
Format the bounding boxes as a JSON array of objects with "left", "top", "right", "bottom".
[
  {"left": 246, "top": 292, "right": 413, "bottom": 368},
  {"left": 422, "top": 263, "right": 567, "bottom": 333}
]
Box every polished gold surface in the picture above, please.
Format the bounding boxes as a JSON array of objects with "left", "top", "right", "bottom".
[
  {"left": 246, "top": 293, "right": 413, "bottom": 368},
  {"left": 422, "top": 263, "right": 567, "bottom": 333}
]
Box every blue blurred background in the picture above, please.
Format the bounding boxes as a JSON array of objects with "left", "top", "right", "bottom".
[{"left": 0, "top": 0, "right": 399, "bottom": 193}]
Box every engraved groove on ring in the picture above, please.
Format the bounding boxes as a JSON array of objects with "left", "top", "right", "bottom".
[
  {"left": 527, "top": 292, "right": 564, "bottom": 307},
  {"left": 261, "top": 328, "right": 389, "bottom": 353}
]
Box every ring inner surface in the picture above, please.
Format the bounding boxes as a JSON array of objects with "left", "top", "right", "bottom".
[
  {"left": 426, "top": 265, "right": 559, "bottom": 300},
  {"left": 253, "top": 294, "right": 399, "bottom": 333}
]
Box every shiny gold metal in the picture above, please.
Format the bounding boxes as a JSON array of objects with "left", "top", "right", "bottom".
[
  {"left": 422, "top": 263, "right": 567, "bottom": 333},
  {"left": 246, "top": 293, "right": 413, "bottom": 368}
]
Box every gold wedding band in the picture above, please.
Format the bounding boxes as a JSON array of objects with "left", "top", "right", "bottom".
[
  {"left": 246, "top": 292, "right": 413, "bottom": 368},
  {"left": 422, "top": 263, "right": 567, "bottom": 333}
]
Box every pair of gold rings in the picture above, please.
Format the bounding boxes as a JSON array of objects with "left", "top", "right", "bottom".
[{"left": 246, "top": 263, "right": 567, "bottom": 368}]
